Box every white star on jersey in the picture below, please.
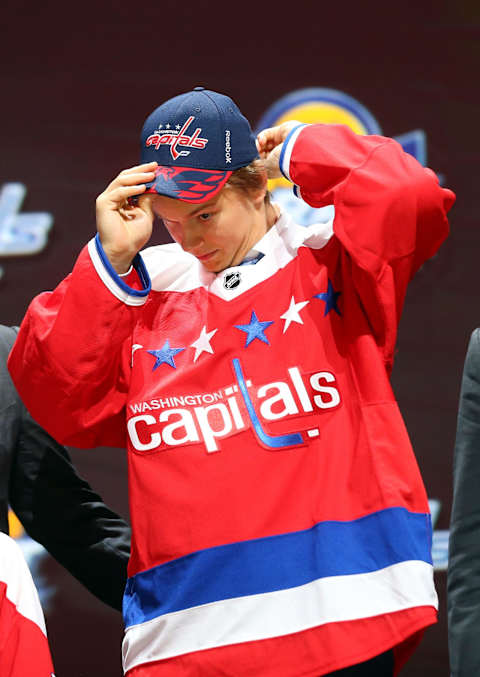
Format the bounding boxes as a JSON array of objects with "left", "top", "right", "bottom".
[
  {"left": 280, "top": 296, "right": 309, "bottom": 333},
  {"left": 191, "top": 326, "right": 218, "bottom": 362}
]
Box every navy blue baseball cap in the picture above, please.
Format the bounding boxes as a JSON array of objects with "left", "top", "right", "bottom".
[{"left": 140, "top": 87, "right": 259, "bottom": 203}]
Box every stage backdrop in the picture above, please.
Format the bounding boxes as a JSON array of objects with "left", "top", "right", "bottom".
[{"left": 1, "top": 1, "right": 479, "bottom": 674}]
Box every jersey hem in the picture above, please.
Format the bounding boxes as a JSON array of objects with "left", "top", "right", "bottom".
[{"left": 123, "top": 606, "right": 437, "bottom": 676}]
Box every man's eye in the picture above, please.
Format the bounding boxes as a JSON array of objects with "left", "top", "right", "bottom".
[{"left": 199, "top": 213, "right": 211, "bottom": 221}]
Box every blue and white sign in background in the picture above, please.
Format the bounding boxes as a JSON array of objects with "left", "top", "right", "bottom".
[{"left": 0, "top": 183, "right": 53, "bottom": 280}]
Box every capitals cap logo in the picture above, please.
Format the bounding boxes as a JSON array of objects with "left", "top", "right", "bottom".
[{"left": 145, "top": 116, "right": 209, "bottom": 161}]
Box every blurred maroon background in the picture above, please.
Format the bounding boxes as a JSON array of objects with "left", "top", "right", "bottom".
[{"left": 1, "top": 0, "right": 479, "bottom": 674}]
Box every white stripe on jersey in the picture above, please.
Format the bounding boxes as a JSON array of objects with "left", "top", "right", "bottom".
[
  {"left": 122, "top": 559, "right": 437, "bottom": 673},
  {"left": 0, "top": 532, "right": 48, "bottom": 636}
]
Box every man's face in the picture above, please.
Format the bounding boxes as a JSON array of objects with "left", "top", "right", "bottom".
[{"left": 148, "top": 185, "right": 267, "bottom": 273}]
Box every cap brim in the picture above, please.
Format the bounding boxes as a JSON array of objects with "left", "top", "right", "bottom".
[{"left": 144, "top": 166, "right": 232, "bottom": 203}]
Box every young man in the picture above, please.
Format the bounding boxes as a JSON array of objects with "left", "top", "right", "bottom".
[{"left": 8, "top": 87, "right": 455, "bottom": 676}]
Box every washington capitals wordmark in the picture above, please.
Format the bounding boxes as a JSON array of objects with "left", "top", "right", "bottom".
[{"left": 146, "top": 116, "right": 208, "bottom": 160}]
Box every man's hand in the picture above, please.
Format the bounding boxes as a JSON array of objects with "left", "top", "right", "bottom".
[
  {"left": 96, "top": 162, "right": 157, "bottom": 274},
  {"left": 256, "top": 121, "right": 302, "bottom": 179}
]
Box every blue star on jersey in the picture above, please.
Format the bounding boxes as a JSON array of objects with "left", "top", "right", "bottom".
[
  {"left": 148, "top": 340, "right": 185, "bottom": 370},
  {"left": 315, "top": 279, "right": 342, "bottom": 316},
  {"left": 145, "top": 290, "right": 342, "bottom": 372},
  {"left": 235, "top": 310, "right": 274, "bottom": 347}
]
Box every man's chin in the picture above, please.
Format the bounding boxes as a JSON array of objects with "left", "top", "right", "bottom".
[{"left": 199, "top": 254, "right": 229, "bottom": 273}]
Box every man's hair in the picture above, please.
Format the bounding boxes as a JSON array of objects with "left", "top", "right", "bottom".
[{"left": 226, "top": 160, "right": 271, "bottom": 205}]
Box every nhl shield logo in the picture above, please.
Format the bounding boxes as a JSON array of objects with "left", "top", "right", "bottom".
[{"left": 223, "top": 271, "right": 241, "bottom": 289}]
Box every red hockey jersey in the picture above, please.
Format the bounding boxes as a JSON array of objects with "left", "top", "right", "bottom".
[
  {"left": 8, "top": 124, "right": 455, "bottom": 676},
  {"left": 0, "top": 534, "right": 54, "bottom": 677}
]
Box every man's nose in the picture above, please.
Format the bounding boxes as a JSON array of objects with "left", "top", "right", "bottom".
[{"left": 181, "top": 224, "right": 204, "bottom": 252}]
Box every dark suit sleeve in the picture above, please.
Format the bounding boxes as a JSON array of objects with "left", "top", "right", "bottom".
[
  {"left": 448, "top": 328, "right": 480, "bottom": 676},
  {"left": 3, "top": 326, "right": 131, "bottom": 611}
]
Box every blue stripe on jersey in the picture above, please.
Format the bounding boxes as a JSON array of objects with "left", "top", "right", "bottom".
[
  {"left": 279, "top": 123, "right": 307, "bottom": 181},
  {"left": 123, "top": 507, "right": 432, "bottom": 628},
  {"left": 94, "top": 233, "right": 151, "bottom": 296}
]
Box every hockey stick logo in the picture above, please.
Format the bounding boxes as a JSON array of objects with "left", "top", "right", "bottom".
[{"left": 232, "top": 357, "right": 304, "bottom": 449}]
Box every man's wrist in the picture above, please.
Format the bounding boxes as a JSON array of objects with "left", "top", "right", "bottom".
[{"left": 101, "top": 246, "right": 134, "bottom": 275}]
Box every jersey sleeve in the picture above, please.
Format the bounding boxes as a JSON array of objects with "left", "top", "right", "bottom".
[
  {"left": 280, "top": 123, "right": 456, "bottom": 369},
  {"left": 7, "top": 236, "right": 151, "bottom": 448}
]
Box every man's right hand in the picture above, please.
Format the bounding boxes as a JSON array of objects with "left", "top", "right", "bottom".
[
  {"left": 95, "top": 162, "right": 157, "bottom": 274},
  {"left": 256, "top": 121, "right": 302, "bottom": 179}
]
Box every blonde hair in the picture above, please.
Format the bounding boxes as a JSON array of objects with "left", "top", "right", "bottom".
[{"left": 226, "top": 160, "right": 271, "bottom": 205}]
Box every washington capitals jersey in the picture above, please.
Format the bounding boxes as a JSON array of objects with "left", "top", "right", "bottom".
[{"left": 8, "top": 124, "right": 455, "bottom": 676}]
